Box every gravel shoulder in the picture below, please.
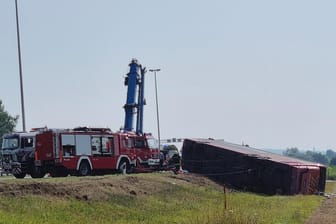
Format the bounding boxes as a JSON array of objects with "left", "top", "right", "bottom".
[{"left": 305, "top": 181, "right": 336, "bottom": 224}]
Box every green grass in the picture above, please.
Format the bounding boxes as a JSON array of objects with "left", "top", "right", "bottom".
[
  {"left": 327, "top": 166, "right": 336, "bottom": 180},
  {"left": 0, "top": 175, "right": 328, "bottom": 224},
  {"left": 325, "top": 180, "right": 336, "bottom": 193}
]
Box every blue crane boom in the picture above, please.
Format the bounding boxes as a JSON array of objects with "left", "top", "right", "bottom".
[{"left": 123, "top": 59, "right": 146, "bottom": 134}]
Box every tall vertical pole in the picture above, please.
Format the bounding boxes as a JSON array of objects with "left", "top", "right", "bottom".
[
  {"left": 15, "top": 0, "right": 26, "bottom": 132},
  {"left": 149, "top": 69, "right": 161, "bottom": 150}
]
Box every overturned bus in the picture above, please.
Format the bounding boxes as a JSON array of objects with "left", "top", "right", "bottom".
[{"left": 182, "top": 138, "right": 326, "bottom": 195}]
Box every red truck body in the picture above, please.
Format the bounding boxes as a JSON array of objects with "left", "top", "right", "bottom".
[{"left": 33, "top": 127, "right": 160, "bottom": 177}]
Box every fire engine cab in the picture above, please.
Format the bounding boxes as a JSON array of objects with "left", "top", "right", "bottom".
[{"left": 1, "top": 131, "right": 37, "bottom": 178}]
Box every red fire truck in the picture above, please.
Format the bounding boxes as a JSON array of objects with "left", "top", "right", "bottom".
[
  {"left": 1, "top": 127, "right": 160, "bottom": 178},
  {"left": 36, "top": 127, "right": 160, "bottom": 177}
]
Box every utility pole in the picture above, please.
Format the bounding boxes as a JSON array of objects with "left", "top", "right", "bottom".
[
  {"left": 15, "top": 0, "right": 26, "bottom": 132},
  {"left": 149, "top": 69, "right": 161, "bottom": 149}
]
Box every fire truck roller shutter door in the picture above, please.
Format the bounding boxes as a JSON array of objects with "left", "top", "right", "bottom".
[{"left": 76, "top": 135, "right": 91, "bottom": 155}]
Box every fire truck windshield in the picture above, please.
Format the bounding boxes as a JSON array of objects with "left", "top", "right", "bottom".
[
  {"left": 1, "top": 137, "right": 19, "bottom": 150},
  {"left": 147, "top": 138, "right": 158, "bottom": 149}
]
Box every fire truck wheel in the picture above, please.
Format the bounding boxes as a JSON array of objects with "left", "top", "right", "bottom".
[
  {"left": 118, "top": 160, "right": 131, "bottom": 174},
  {"left": 78, "top": 160, "right": 91, "bottom": 176},
  {"left": 30, "top": 167, "right": 46, "bottom": 178},
  {"left": 13, "top": 172, "right": 26, "bottom": 179},
  {"left": 50, "top": 167, "right": 68, "bottom": 177}
]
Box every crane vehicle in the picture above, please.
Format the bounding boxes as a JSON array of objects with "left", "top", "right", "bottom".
[{"left": 1, "top": 59, "right": 160, "bottom": 178}]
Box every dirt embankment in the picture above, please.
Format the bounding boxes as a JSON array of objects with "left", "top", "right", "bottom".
[{"left": 0, "top": 173, "right": 221, "bottom": 201}]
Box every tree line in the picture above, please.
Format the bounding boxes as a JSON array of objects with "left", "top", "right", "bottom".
[{"left": 283, "top": 147, "right": 336, "bottom": 166}]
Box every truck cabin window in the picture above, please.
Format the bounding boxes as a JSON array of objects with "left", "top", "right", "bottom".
[
  {"left": 102, "top": 137, "right": 114, "bottom": 155},
  {"left": 20, "top": 137, "right": 34, "bottom": 148},
  {"left": 2, "top": 137, "right": 19, "bottom": 149},
  {"left": 147, "top": 138, "right": 158, "bottom": 149},
  {"left": 134, "top": 138, "right": 146, "bottom": 148}
]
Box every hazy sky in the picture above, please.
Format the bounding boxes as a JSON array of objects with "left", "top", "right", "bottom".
[{"left": 1, "top": 0, "right": 335, "bottom": 150}]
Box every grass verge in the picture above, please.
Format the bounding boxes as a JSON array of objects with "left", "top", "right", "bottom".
[
  {"left": 327, "top": 166, "right": 336, "bottom": 180},
  {"left": 0, "top": 174, "right": 327, "bottom": 224}
]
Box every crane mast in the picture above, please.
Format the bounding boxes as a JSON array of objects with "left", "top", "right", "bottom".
[{"left": 123, "top": 59, "right": 146, "bottom": 134}]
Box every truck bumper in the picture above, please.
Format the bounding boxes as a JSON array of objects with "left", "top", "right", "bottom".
[{"left": 148, "top": 158, "right": 160, "bottom": 166}]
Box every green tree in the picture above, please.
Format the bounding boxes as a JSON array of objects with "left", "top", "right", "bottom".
[
  {"left": 326, "top": 149, "right": 336, "bottom": 161},
  {"left": 0, "top": 100, "right": 18, "bottom": 146},
  {"left": 309, "top": 151, "right": 328, "bottom": 165},
  {"left": 283, "top": 147, "right": 299, "bottom": 156},
  {"left": 330, "top": 157, "right": 336, "bottom": 166},
  {"left": 284, "top": 147, "right": 329, "bottom": 164},
  {"left": 283, "top": 147, "right": 311, "bottom": 161}
]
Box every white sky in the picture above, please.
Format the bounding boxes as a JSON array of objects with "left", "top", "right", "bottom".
[{"left": 1, "top": 0, "right": 335, "bottom": 150}]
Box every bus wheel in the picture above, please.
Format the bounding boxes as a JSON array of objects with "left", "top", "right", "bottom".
[{"left": 78, "top": 161, "right": 91, "bottom": 176}]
